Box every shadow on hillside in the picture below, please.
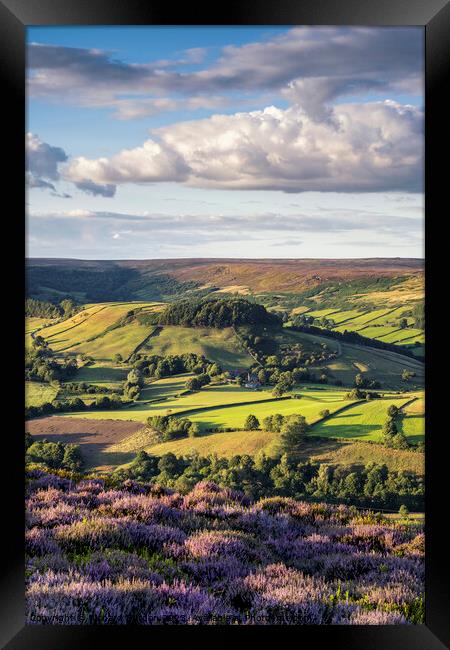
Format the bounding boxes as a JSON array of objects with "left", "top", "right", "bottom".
[
  {"left": 32, "top": 431, "right": 136, "bottom": 470},
  {"left": 75, "top": 366, "right": 128, "bottom": 384},
  {"left": 298, "top": 437, "right": 345, "bottom": 462}
]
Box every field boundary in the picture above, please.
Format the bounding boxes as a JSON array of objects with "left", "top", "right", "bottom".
[{"left": 160, "top": 394, "right": 293, "bottom": 419}]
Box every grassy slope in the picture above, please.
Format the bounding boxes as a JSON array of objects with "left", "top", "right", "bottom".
[
  {"left": 40, "top": 303, "right": 158, "bottom": 354},
  {"left": 281, "top": 329, "right": 424, "bottom": 389},
  {"left": 311, "top": 395, "right": 423, "bottom": 443},
  {"left": 25, "top": 381, "right": 59, "bottom": 407},
  {"left": 186, "top": 390, "right": 352, "bottom": 431},
  {"left": 141, "top": 325, "right": 254, "bottom": 370},
  {"left": 69, "top": 321, "right": 156, "bottom": 361},
  {"left": 112, "top": 426, "right": 424, "bottom": 476},
  {"left": 71, "top": 362, "right": 129, "bottom": 389}
]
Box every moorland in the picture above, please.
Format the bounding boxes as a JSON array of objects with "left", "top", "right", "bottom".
[{"left": 25, "top": 257, "right": 425, "bottom": 625}]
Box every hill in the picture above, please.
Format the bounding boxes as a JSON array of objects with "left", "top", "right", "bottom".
[{"left": 27, "top": 257, "right": 423, "bottom": 301}]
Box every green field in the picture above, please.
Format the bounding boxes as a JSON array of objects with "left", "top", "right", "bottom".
[
  {"left": 39, "top": 302, "right": 162, "bottom": 355},
  {"left": 399, "top": 415, "right": 425, "bottom": 444},
  {"left": 71, "top": 362, "right": 129, "bottom": 389},
  {"left": 311, "top": 396, "right": 423, "bottom": 443},
  {"left": 140, "top": 325, "right": 254, "bottom": 370},
  {"left": 25, "top": 381, "right": 59, "bottom": 407},
  {"left": 183, "top": 389, "right": 353, "bottom": 431},
  {"left": 378, "top": 328, "right": 424, "bottom": 344},
  {"left": 68, "top": 320, "right": 156, "bottom": 361},
  {"left": 305, "top": 303, "right": 423, "bottom": 349},
  {"left": 283, "top": 329, "right": 424, "bottom": 388},
  {"left": 355, "top": 325, "right": 400, "bottom": 339}
]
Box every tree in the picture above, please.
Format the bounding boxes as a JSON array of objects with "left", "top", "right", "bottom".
[
  {"left": 387, "top": 405, "right": 399, "bottom": 418},
  {"left": 399, "top": 318, "right": 408, "bottom": 329},
  {"left": 354, "top": 373, "right": 366, "bottom": 388},
  {"left": 279, "top": 415, "right": 308, "bottom": 458},
  {"left": 113, "top": 353, "right": 123, "bottom": 364},
  {"left": 185, "top": 377, "right": 200, "bottom": 391},
  {"left": 127, "top": 368, "right": 144, "bottom": 387},
  {"left": 188, "top": 422, "right": 201, "bottom": 438},
  {"left": 244, "top": 414, "right": 260, "bottom": 431},
  {"left": 399, "top": 504, "right": 409, "bottom": 517},
  {"left": 319, "top": 409, "right": 330, "bottom": 419},
  {"left": 62, "top": 444, "right": 83, "bottom": 472}
]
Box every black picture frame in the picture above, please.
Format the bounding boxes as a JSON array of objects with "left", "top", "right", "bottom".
[{"left": 2, "top": 1, "right": 449, "bottom": 647}]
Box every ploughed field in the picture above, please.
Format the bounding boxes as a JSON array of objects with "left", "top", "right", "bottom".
[{"left": 25, "top": 471, "right": 425, "bottom": 625}]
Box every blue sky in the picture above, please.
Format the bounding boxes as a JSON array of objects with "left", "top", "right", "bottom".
[{"left": 26, "top": 26, "right": 424, "bottom": 259}]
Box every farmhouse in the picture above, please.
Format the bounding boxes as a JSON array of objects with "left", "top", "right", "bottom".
[{"left": 244, "top": 372, "right": 261, "bottom": 389}]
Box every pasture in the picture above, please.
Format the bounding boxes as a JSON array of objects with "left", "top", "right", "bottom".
[
  {"left": 140, "top": 325, "right": 254, "bottom": 369},
  {"left": 184, "top": 389, "right": 353, "bottom": 431},
  {"left": 39, "top": 302, "right": 161, "bottom": 356},
  {"left": 25, "top": 381, "right": 59, "bottom": 407},
  {"left": 311, "top": 395, "right": 424, "bottom": 443}
]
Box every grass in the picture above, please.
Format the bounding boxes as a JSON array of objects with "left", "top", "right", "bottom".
[
  {"left": 399, "top": 415, "right": 425, "bottom": 444},
  {"left": 68, "top": 321, "right": 156, "bottom": 361},
  {"left": 146, "top": 428, "right": 277, "bottom": 458},
  {"left": 355, "top": 325, "right": 401, "bottom": 339},
  {"left": 184, "top": 390, "right": 352, "bottom": 431},
  {"left": 72, "top": 362, "right": 129, "bottom": 389},
  {"left": 25, "top": 317, "right": 55, "bottom": 334},
  {"left": 25, "top": 381, "right": 59, "bottom": 407},
  {"left": 41, "top": 302, "right": 160, "bottom": 354},
  {"left": 141, "top": 325, "right": 254, "bottom": 370},
  {"left": 311, "top": 396, "right": 422, "bottom": 443},
  {"left": 134, "top": 428, "right": 425, "bottom": 475},
  {"left": 379, "top": 329, "right": 424, "bottom": 344}
]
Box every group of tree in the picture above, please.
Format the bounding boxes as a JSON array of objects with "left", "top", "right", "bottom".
[
  {"left": 381, "top": 405, "right": 411, "bottom": 450},
  {"left": 113, "top": 450, "right": 424, "bottom": 511},
  {"left": 26, "top": 340, "right": 78, "bottom": 384},
  {"left": 147, "top": 414, "right": 200, "bottom": 441},
  {"left": 185, "top": 373, "right": 211, "bottom": 392},
  {"left": 131, "top": 353, "right": 221, "bottom": 381},
  {"left": 26, "top": 434, "right": 83, "bottom": 472},
  {"left": 25, "top": 394, "right": 130, "bottom": 420},
  {"left": 354, "top": 373, "right": 381, "bottom": 390},
  {"left": 63, "top": 382, "right": 113, "bottom": 395},
  {"left": 158, "top": 298, "right": 281, "bottom": 329},
  {"left": 123, "top": 368, "right": 144, "bottom": 400},
  {"left": 244, "top": 357, "right": 332, "bottom": 395},
  {"left": 345, "top": 387, "right": 381, "bottom": 400},
  {"left": 25, "top": 297, "right": 78, "bottom": 320}
]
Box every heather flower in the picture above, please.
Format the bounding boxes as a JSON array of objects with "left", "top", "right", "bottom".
[{"left": 25, "top": 473, "right": 424, "bottom": 626}]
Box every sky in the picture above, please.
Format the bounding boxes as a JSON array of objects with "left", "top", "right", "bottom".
[{"left": 26, "top": 26, "right": 424, "bottom": 260}]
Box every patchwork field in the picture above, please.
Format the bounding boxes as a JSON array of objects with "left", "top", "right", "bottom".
[
  {"left": 38, "top": 302, "right": 163, "bottom": 357},
  {"left": 285, "top": 330, "right": 424, "bottom": 388}
]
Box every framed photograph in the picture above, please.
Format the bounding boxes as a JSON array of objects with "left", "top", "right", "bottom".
[{"left": 1, "top": 0, "right": 449, "bottom": 647}]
